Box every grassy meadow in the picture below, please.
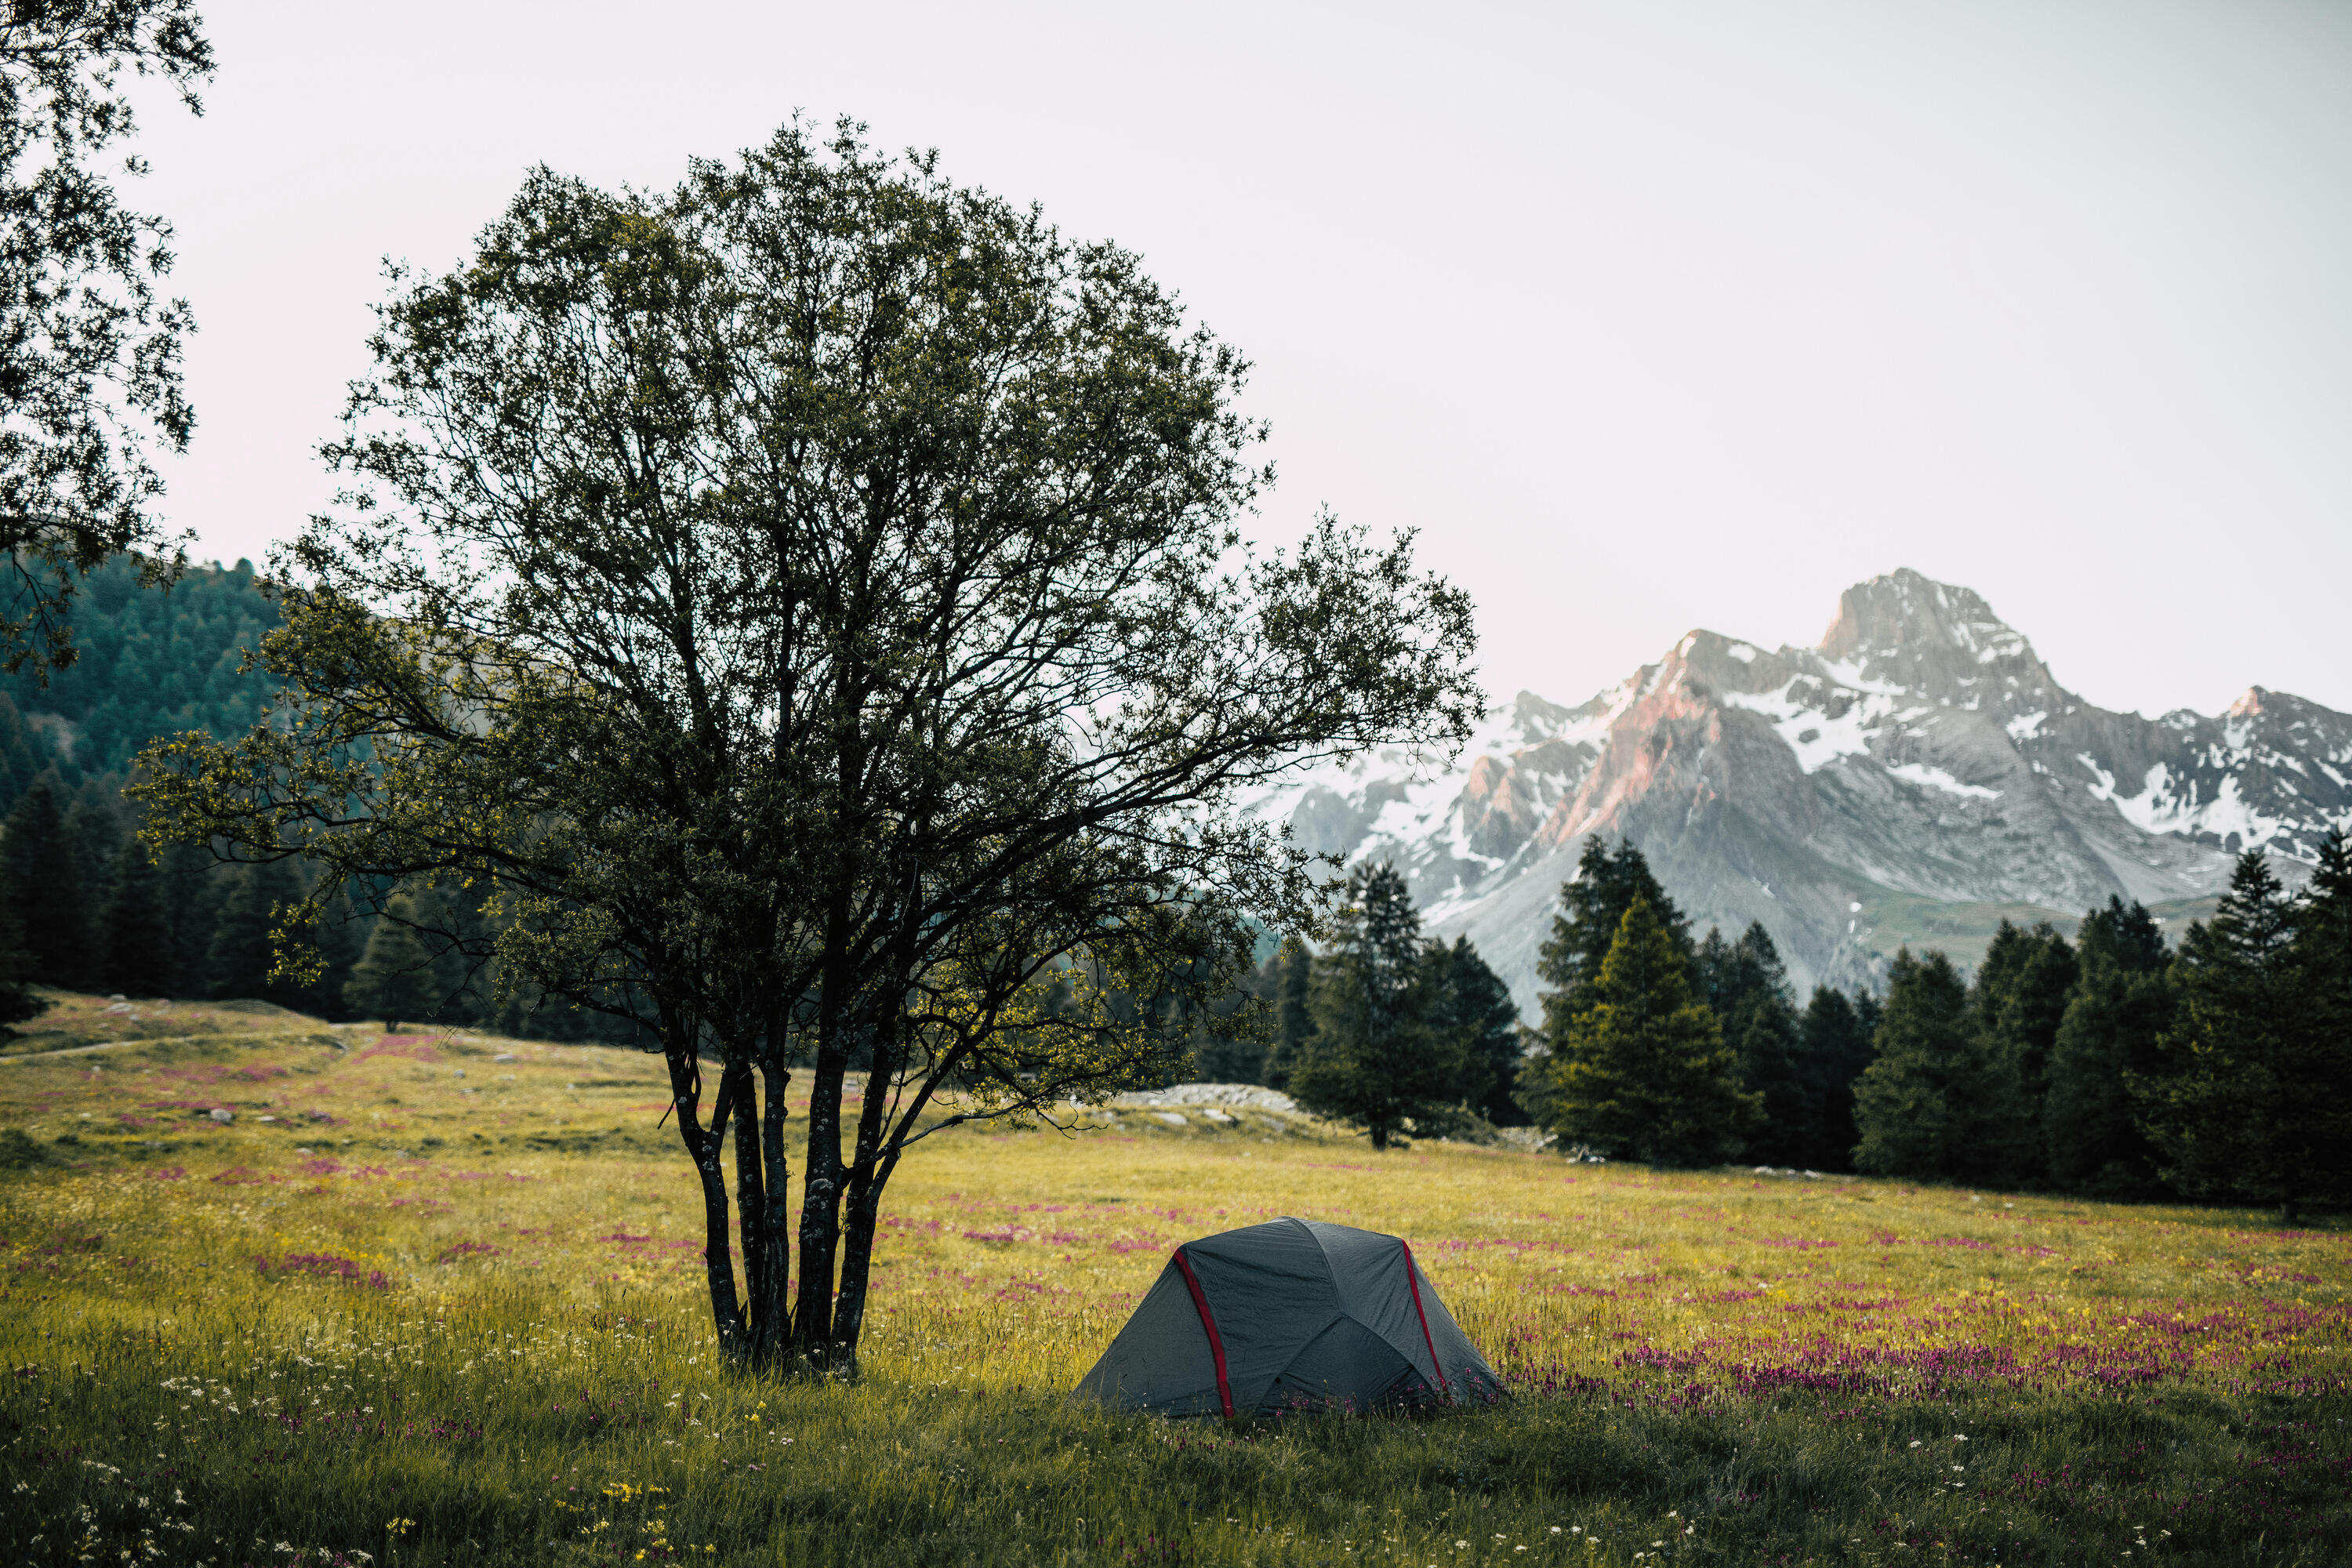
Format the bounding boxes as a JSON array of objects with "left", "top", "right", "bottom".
[{"left": 2, "top": 992, "right": 2348, "bottom": 1567}]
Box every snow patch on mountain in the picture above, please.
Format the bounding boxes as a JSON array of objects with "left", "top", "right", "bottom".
[
  {"left": 1886, "top": 763, "right": 2001, "bottom": 800},
  {"left": 1718, "top": 681, "right": 1896, "bottom": 774}
]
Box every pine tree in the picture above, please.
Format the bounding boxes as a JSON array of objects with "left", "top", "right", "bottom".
[
  {"left": 204, "top": 861, "right": 307, "bottom": 1005},
  {"left": 343, "top": 887, "right": 443, "bottom": 1032},
  {"left": 0, "top": 692, "right": 51, "bottom": 816},
  {"left": 1794, "top": 984, "right": 1879, "bottom": 1172},
  {"left": 1971, "top": 920, "right": 2078, "bottom": 1184},
  {"left": 295, "top": 881, "right": 368, "bottom": 1022},
  {"left": 0, "top": 774, "right": 89, "bottom": 987},
  {"left": 1187, "top": 944, "right": 1272, "bottom": 1084},
  {"left": 1262, "top": 935, "right": 1313, "bottom": 1091},
  {"left": 97, "top": 839, "right": 174, "bottom": 997},
  {"left": 1851, "top": 948, "right": 1994, "bottom": 1181},
  {"left": 2296, "top": 829, "right": 2352, "bottom": 1087},
  {"left": 2288, "top": 831, "right": 2352, "bottom": 1213},
  {"left": 2132, "top": 852, "right": 2336, "bottom": 1221},
  {"left": 1423, "top": 935, "right": 1526, "bottom": 1126},
  {"left": 2042, "top": 898, "right": 2172, "bottom": 1196},
  {"left": 1523, "top": 836, "right": 1695, "bottom": 1123},
  {"left": 1290, "top": 863, "right": 1450, "bottom": 1149},
  {"left": 1544, "top": 896, "right": 1759, "bottom": 1166},
  {"left": 154, "top": 840, "right": 223, "bottom": 999},
  {"left": 1537, "top": 837, "right": 1693, "bottom": 1020},
  {"left": 1698, "top": 921, "right": 1806, "bottom": 1163}
]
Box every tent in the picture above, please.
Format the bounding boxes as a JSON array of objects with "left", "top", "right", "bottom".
[{"left": 1073, "top": 1217, "right": 1503, "bottom": 1416}]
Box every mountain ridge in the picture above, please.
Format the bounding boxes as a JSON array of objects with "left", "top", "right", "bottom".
[{"left": 1244, "top": 568, "right": 2352, "bottom": 1016}]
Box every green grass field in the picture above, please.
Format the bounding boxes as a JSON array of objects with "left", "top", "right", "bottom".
[{"left": 2, "top": 991, "right": 2347, "bottom": 1566}]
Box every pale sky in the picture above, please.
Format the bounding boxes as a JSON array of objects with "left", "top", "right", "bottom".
[{"left": 133, "top": 0, "right": 2352, "bottom": 717}]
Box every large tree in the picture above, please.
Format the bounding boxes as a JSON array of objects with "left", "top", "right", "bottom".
[
  {"left": 0, "top": 771, "right": 84, "bottom": 983},
  {"left": 1424, "top": 934, "right": 1526, "bottom": 1127},
  {"left": 2136, "top": 851, "right": 2349, "bottom": 1222},
  {"left": 1519, "top": 835, "right": 1693, "bottom": 1124},
  {"left": 2042, "top": 896, "right": 2171, "bottom": 1197},
  {"left": 1697, "top": 920, "right": 1804, "bottom": 1163},
  {"left": 0, "top": 0, "right": 212, "bottom": 676},
  {"left": 1850, "top": 947, "right": 1991, "bottom": 1181},
  {"left": 1792, "top": 982, "right": 1878, "bottom": 1172},
  {"left": 134, "top": 122, "right": 1477, "bottom": 1375},
  {"left": 1969, "top": 919, "right": 2076, "bottom": 1182},
  {"left": 1261, "top": 934, "right": 1312, "bottom": 1091},
  {"left": 1290, "top": 862, "right": 1451, "bottom": 1149},
  {"left": 1540, "top": 895, "right": 1757, "bottom": 1166}
]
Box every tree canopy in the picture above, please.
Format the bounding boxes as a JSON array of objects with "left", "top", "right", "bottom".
[
  {"left": 132, "top": 122, "right": 1479, "bottom": 1374},
  {"left": 1541, "top": 895, "right": 1758, "bottom": 1166},
  {"left": 1290, "top": 862, "right": 1450, "bottom": 1149},
  {"left": 0, "top": 0, "right": 212, "bottom": 677},
  {"left": 2135, "top": 849, "right": 2352, "bottom": 1221}
]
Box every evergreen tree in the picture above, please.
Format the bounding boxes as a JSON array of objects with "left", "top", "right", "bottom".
[
  {"left": 2043, "top": 898, "right": 2172, "bottom": 1196},
  {"left": 294, "top": 881, "right": 368, "bottom": 1022},
  {"left": 1188, "top": 944, "right": 1272, "bottom": 1083},
  {"left": 1970, "top": 920, "right": 2078, "bottom": 1183},
  {"left": 154, "top": 839, "right": 223, "bottom": 998},
  {"left": 1262, "top": 935, "right": 1313, "bottom": 1091},
  {"left": 343, "top": 887, "right": 443, "bottom": 1031},
  {"left": 204, "top": 860, "right": 307, "bottom": 1005},
  {"left": 416, "top": 880, "right": 494, "bottom": 1023},
  {"left": 1543, "top": 896, "right": 1759, "bottom": 1166},
  {"left": 0, "top": 774, "right": 89, "bottom": 986},
  {"left": 1523, "top": 836, "right": 1695, "bottom": 1121},
  {"left": 1537, "top": 837, "right": 1693, "bottom": 1018},
  {"left": 2294, "top": 830, "right": 2352, "bottom": 1116},
  {"left": 0, "top": 816, "right": 43, "bottom": 1024},
  {"left": 97, "top": 838, "right": 174, "bottom": 996},
  {"left": 1794, "top": 983, "right": 1879, "bottom": 1172},
  {"left": 2136, "top": 850, "right": 2349, "bottom": 1222},
  {"left": 1290, "top": 863, "right": 1450, "bottom": 1150},
  {"left": 1424, "top": 935, "right": 1526, "bottom": 1126},
  {"left": 2076, "top": 893, "right": 2169, "bottom": 973},
  {"left": 1852, "top": 948, "right": 1996, "bottom": 1181},
  {"left": 0, "top": 692, "right": 56, "bottom": 815},
  {"left": 1698, "top": 921, "right": 1806, "bottom": 1162},
  {"left": 0, "top": 934, "right": 40, "bottom": 1026}
]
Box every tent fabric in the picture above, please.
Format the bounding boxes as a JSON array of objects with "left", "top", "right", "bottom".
[{"left": 1073, "top": 1217, "right": 1504, "bottom": 1416}]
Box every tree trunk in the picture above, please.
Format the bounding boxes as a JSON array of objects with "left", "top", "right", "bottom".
[
  {"left": 670, "top": 1044, "right": 747, "bottom": 1357},
  {"left": 830, "top": 1163, "right": 887, "bottom": 1380},
  {"left": 2279, "top": 1195, "right": 2300, "bottom": 1227},
  {"left": 753, "top": 1053, "right": 794, "bottom": 1367},
  {"left": 826, "top": 1027, "right": 906, "bottom": 1377},
  {"left": 787, "top": 1002, "right": 854, "bottom": 1371},
  {"left": 727, "top": 1060, "right": 772, "bottom": 1363}
]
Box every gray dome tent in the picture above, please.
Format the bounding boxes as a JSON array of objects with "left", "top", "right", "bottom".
[{"left": 1073, "top": 1217, "right": 1503, "bottom": 1416}]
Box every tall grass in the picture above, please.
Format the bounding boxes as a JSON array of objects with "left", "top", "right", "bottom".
[{"left": 2, "top": 997, "right": 2347, "bottom": 1565}]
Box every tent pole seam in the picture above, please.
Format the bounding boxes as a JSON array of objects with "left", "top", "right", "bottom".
[
  {"left": 1400, "top": 1240, "right": 1450, "bottom": 1399},
  {"left": 1172, "top": 1247, "right": 1236, "bottom": 1419}
]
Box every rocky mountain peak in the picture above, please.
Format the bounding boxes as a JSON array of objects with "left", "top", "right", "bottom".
[
  {"left": 1815, "top": 568, "right": 2057, "bottom": 715},
  {"left": 1243, "top": 568, "right": 2350, "bottom": 1019}
]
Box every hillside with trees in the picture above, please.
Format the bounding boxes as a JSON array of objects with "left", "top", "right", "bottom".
[{"left": 0, "top": 554, "right": 648, "bottom": 1044}]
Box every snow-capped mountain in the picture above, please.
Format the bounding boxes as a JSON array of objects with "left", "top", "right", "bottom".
[{"left": 1246, "top": 569, "right": 2352, "bottom": 1016}]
